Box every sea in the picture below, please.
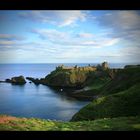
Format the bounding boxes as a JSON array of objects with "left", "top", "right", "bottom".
[{"left": 0, "top": 63, "right": 134, "bottom": 121}]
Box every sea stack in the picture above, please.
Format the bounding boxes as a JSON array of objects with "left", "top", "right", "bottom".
[{"left": 5, "top": 76, "right": 26, "bottom": 85}]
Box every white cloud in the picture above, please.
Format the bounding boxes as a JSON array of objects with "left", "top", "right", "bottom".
[
  {"left": 76, "top": 33, "right": 94, "bottom": 38},
  {"left": 54, "top": 46, "right": 122, "bottom": 61},
  {"left": 20, "top": 10, "right": 87, "bottom": 27},
  {"left": 103, "top": 38, "right": 120, "bottom": 46},
  {"left": 31, "top": 28, "right": 119, "bottom": 48},
  {"left": 0, "top": 40, "right": 15, "bottom": 46},
  {"left": 81, "top": 41, "right": 96, "bottom": 46},
  {"left": 1, "top": 10, "right": 140, "bottom": 63},
  {"left": 32, "top": 29, "right": 69, "bottom": 41}
]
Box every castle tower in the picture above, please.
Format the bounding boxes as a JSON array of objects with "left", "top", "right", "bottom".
[{"left": 102, "top": 61, "right": 109, "bottom": 70}]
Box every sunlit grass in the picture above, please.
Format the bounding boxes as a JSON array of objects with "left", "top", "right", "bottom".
[{"left": 0, "top": 115, "right": 140, "bottom": 131}]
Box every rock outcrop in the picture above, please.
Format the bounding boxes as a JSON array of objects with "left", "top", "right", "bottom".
[
  {"left": 26, "top": 77, "right": 49, "bottom": 85},
  {"left": 44, "top": 66, "right": 97, "bottom": 88},
  {"left": 5, "top": 76, "right": 26, "bottom": 85},
  {"left": 26, "top": 77, "right": 41, "bottom": 85}
]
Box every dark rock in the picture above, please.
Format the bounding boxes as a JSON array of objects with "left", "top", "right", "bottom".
[
  {"left": 124, "top": 64, "right": 140, "bottom": 69},
  {"left": 5, "top": 79, "right": 11, "bottom": 82},
  {"left": 0, "top": 80, "right": 5, "bottom": 83},
  {"left": 26, "top": 77, "right": 42, "bottom": 85},
  {"left": 5, "top": 76, "right": 26, "bottom": 85}
]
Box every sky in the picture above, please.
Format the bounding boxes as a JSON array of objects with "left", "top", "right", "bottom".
[{"left": 0, "top": 10, "right": 140, "bottom": 64}]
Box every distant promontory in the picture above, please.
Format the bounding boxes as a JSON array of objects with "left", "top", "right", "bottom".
[{"left": 26, "top": 61, "right": 115, "bottom": 88}]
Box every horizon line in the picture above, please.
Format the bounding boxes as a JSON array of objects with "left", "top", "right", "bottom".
[{"left": 0, "top": 62, "right": 139, "bottom": 64}]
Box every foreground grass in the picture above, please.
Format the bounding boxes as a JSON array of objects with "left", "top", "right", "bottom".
[{"left": 0, "top": 115, "right": 140, "bottom": 131}]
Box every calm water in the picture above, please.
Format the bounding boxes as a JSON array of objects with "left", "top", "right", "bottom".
[{"left": 0, "top": 63, "right": 131, "bottom": 121}]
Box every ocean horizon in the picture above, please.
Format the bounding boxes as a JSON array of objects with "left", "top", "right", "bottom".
[{"left": 0, "top": 62, "right": 139, "bottom": 80}]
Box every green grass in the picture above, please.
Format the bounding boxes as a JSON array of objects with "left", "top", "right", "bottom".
[
  {"left": 71, "top": 83, "right": 140, "bottom": 121},
  {"left": 99, "top": 67, "right": 140, "bottom": 96},
  {"left": 0, "top": 115, "right": 140, "bottom": 131},
  {"left": 69, "top": 77, "right": 111, "bottom": 100},
  {"left": 70, "top": 67, "right": 140, "bottom": 120}
]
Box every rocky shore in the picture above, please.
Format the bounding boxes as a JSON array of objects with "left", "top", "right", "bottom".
[
  {"left": 0, "top": 75, "right": 26, "bottom": 85},
  {"left": 1, "top": 62, "right": 140, "bottom": 100}
]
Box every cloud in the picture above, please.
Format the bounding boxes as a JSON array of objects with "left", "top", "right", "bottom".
[
  {"left": 28, "top": 28, "right": 121, "bottom": 62},
  {"left": 31, "top": 28, "right": 119, "bottom": 48},
  {"left": 0, "top": 34, "right": 27, "bottom": 52},
  {"left": 54, "top": 46, "right": 123, "bottom": 62},
  {"left": 104, "top": 38, "right": 120, "bottom": 46},
  {"left": 76, "top": 32, "right": 94, "bottom": 38},
  {"left": 120, "top": 46, "right": 140, "bottom": 57},
  {"left": 32, "top": 29, "right": 68, "bottom": 41},
  {"left": 0, "top": 29, "right": 121, "bottom": 63},
  {"left": 0, "top": 40, "right": 15, "bottom": 46},
  {"left": 0, "top": 34, "right": 26, "bottom": 41},
  {"left": 95, "top": 10, "right": 140, "bottom": 43},
  {"left": 97, "top": 11, "right": 140, "bottom": 31},
  {"left": 1, "top": 10, "right": 139, "bottom": 63},
  {"left": 19, "top": 10, "right": 87, "bottom": 27}
]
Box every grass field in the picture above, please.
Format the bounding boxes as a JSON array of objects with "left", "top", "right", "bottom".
[{"left": 0, "top": 115, "right": 140, "bottom": 131}]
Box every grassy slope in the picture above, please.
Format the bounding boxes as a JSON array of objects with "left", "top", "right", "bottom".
[
  {"left": 71, "top": 83, "right": 140, "bottom": 121},
  {"left": 71, "top": 67, "right": 140, "bottom": 100},
  {"left": 69, "top": 76, "right": 111, "bottom": 100},
  {"left": 71, "top": 67, "right": 140, "bottom": 121},
  {"left": 0, "top": 115, "right": 140, "bottom": 131},
  {"left": 99, "top": 67, "right": 140, "bottom": 96}
]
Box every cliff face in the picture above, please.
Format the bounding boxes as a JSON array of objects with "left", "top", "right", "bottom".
[
  {"left": 26, "top": 62, "right": 113, "bottom": 89},
  {"left": 45, "top": 67, "right": 94, "bottom": 88}
]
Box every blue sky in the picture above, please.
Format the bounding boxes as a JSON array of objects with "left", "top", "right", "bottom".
[{"left": 0, "top": 10, "right": 140, "bottom": 63}]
